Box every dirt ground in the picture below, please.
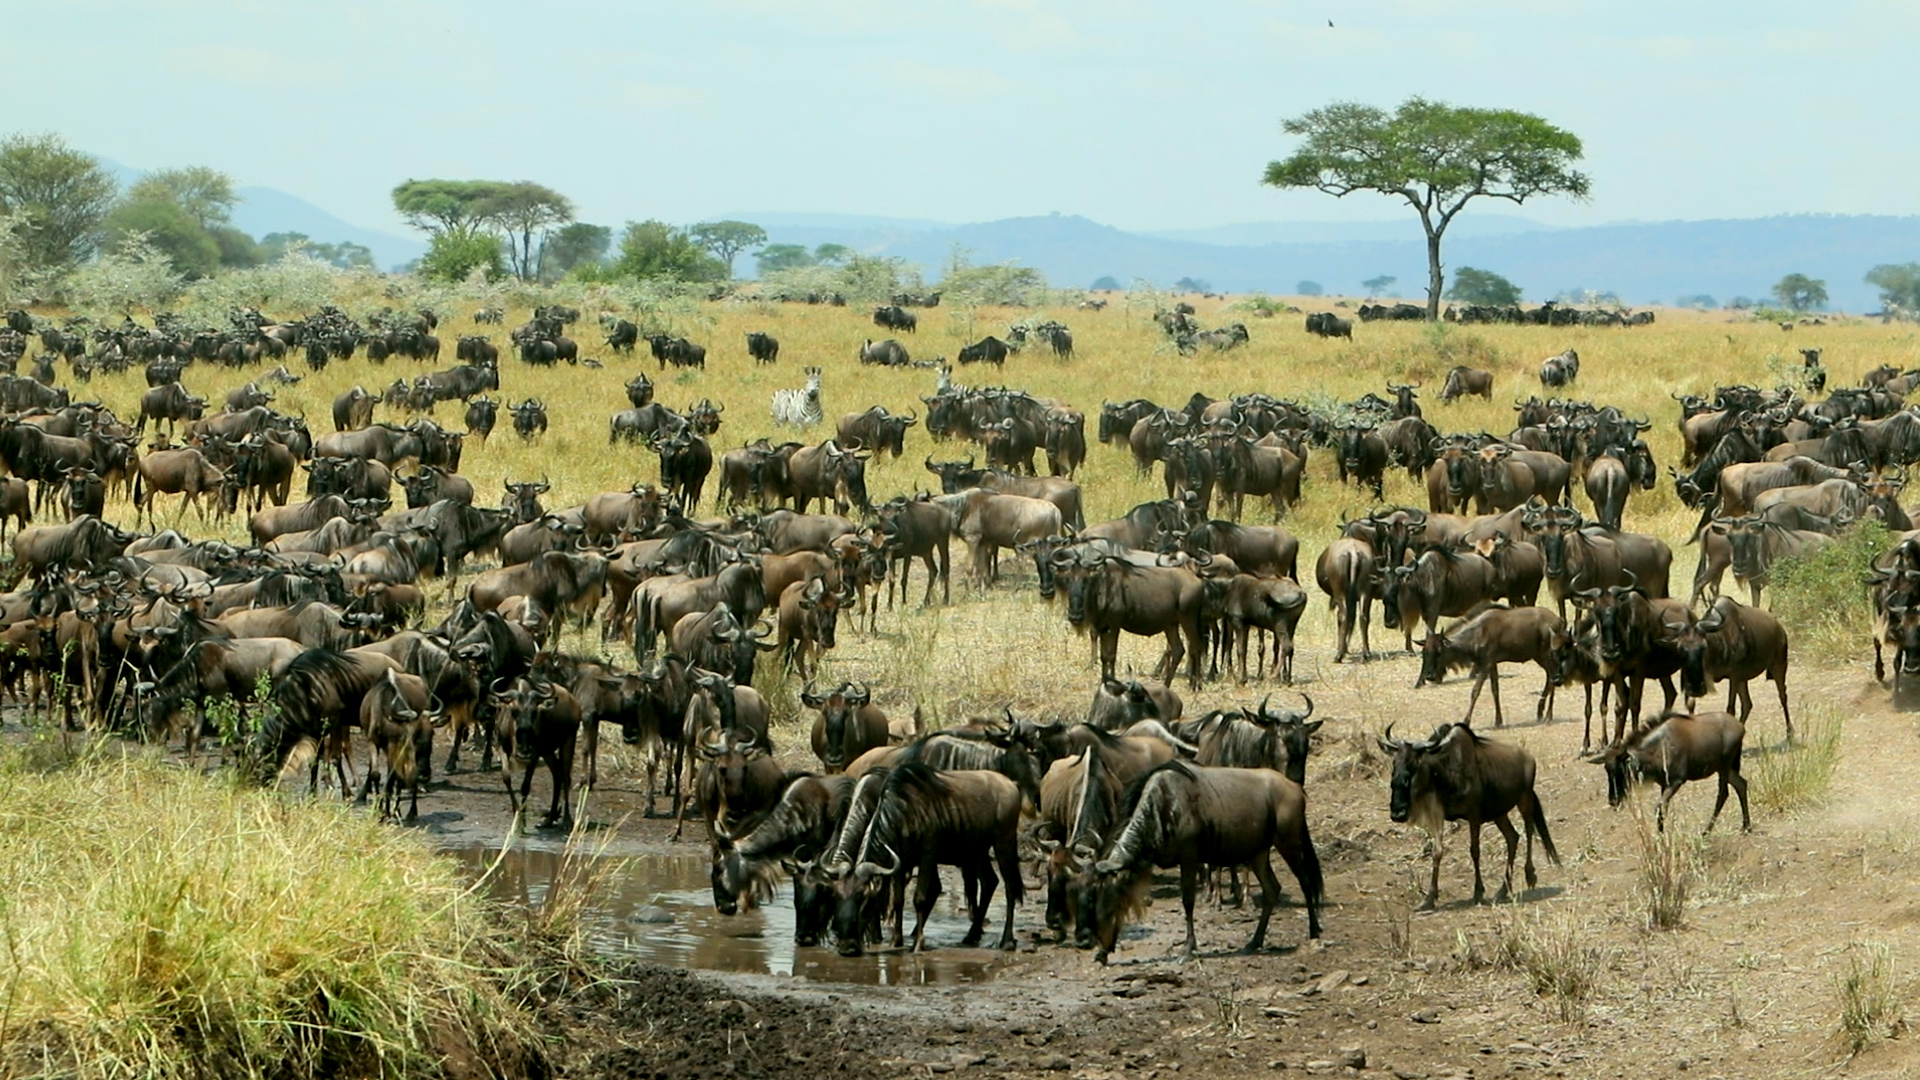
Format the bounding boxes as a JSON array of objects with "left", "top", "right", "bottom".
[{"left": 323, "top": 612, "right": 1917, "bottom": 1080}]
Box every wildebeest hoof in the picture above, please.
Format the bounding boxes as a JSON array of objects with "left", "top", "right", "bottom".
[{"left": 1419, "top": 898, "right": 1438, "bottom": 912}]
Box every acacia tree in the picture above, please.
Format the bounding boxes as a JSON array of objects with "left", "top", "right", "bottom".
[
  {"left": 1772, "top": 273, "right": 1828, "bottom": 312},
  {"left": 688, "top": 220, "right": 766, "bottom": 278},
  {"left": 392, "top": 179, "right": 507, "bottom": 239},
  {"left": 483, "top": 181, "right": 573, "bottom": 281},
  {"left": 1867, "top": 263, "right": 1920, "bottom": 316},
  {"left": 1264, "top": 98, "right": 1590, "bottom": 319},
  {"left": 0, "top": 133, "right": 117, "bottom": 275}
]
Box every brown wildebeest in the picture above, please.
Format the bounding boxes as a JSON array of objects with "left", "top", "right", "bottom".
[
  {"left": 357, "top": 669, "right": 439, "bottom": 823},
  {"left": 1590, "top": 711, "right": 1750, "bottom": 832},
  {"left": 803, "top": 680, "right": 890, "bottom": 773},
  {"left": 1671, "top": 597, "right": 1793, "bottom": 740},
  {"left": 133, "top": 448, "right": 226, "bottom": 526},
  {"left": 1381, "top": 547, "right": 1499, "bottom": 654},
  {"left": 1314, "top": 536, "right": 1377, "bottom": 663},
  {"left": 1087, "top": 677, "right": 1183, "bottom": 730},
  {"left": 0, "top": 477, "right": 29, "bottom": 545},
  {"left": 1085, "top": 761, "right": 1323, "bottom": 962},
  {"left": 1417, "top": 604, "right": 1568, "bottom": 725},
  {"left": 493, "top": 677, "right": 584, "bottom": 830},
  {"left": 776, "top": 576, "right": 852, "bottom": 680},
  {"left": 1054, "top": 549, "right": 1206, "bottom": 688},
  {"left": 1378, "top": 722, "right": 1560, "bottom": 909},
  {"left": 1438, "top": 365, "right": 1493, "bottom": 403}
]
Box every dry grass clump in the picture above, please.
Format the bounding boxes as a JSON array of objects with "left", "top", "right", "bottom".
[
  {"left": 1631, "top": 806, "right": 1702, "bottom": 931},
  {"left": 1751, "top": 705, "right": 1843, "bottom": 815},
  {"left": 0, "top": 749, "right": 544, "bottom": 1080},
  {"left": 1836, "top": 940, "right": 1906, "bottom": 1055},
  {"left": 1495, "top": 906, "right": 1608, "bottom": 1022}
]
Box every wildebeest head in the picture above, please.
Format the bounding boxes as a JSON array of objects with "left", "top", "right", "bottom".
[
  {"left": 801, "top": 679, "right": 870, "bottom": 772},
  {"left": 503, "top": 475, "right": 550, "bottom": 523},
  {"left": 923, "top": 454, "right": 978, "bottom": 494},
  {"left": 1376, "top": 722, "right": 1464, "bottom": 832},
  {"left": 1670, "top": 602, "right": 1719, "bottom": 700}
]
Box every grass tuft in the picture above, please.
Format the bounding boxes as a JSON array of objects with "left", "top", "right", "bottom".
[
  {"left": 1496, "top": 907, "right": 1607, "bottom": 1023},
  {"left": 1836, "top": 940, "right": 1906, "bottom": 1055},
  {"left": 0, "top": 748, "right": 544, "bottom": 1080},
  {"left": 1631, "top": 806, "right": 1701, "bottom": 931},
  {"left": 1751, "top": 705, "right": 1843, "bottom": 814}
]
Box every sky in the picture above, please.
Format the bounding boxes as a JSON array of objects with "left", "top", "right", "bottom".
[{"left": 6, "top": 1, "right": 1918, "bottom": 238}]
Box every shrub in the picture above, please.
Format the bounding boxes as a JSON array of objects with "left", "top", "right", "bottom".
[
  {"left": 1751, "top": 705, "right": 1843, "bottom": 814},
  {"left": 1767, "top": 521, "right": 1889, "bottom": 662},
  {"left": 1496, "top": 907, "right": 1606, "bottom": 1022},
  {"left": 419, "top": 229, "right": 505, "bottom": 283},
  {"left": 1632, "top": 807, "right": 1700, "bottom": 931}
]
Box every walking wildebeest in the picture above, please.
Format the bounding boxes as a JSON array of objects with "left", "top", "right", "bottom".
[{"left": 1379, "top": 722, "right": 1560, "bottom": 908}]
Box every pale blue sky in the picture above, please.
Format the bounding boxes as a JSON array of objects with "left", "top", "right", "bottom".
[{"left": 7, "top": 1, "right": 1915, "bottom": 236}]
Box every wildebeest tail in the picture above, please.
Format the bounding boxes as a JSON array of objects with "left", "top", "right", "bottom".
[
  {"left": 1524, "top": 790, "right": 1561, "bottom": 866},
  {"left": 1340, "top": 551, "right": 1361, "bottom": 631}
]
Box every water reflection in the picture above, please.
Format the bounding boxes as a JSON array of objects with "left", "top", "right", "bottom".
[{"left": 450, "top": 844, "right": 1003, "bottom": 986}]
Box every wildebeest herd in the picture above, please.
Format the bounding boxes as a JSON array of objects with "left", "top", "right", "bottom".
[{"left": 0, "top": 296, "right": 1904, "bottom": 967}]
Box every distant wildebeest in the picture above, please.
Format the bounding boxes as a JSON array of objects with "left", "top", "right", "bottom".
[{"left": 746, "top": 331, "right": 780, "bottom": 363}]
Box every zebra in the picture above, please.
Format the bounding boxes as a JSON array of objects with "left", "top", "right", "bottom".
[{"left": 772, "top": 366, "right": 823, "bottom": 427}]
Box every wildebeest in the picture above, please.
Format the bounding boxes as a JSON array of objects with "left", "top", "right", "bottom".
[
  {"left": 803, "top": 680, "right": 891, "bottom": 773},
  {"left": 1417, "top": 604, "right": 1568, "bottom": 725},
  {"left": 1314, "top": 536, "right": 1377, "bottom": 663},
  {"left": 1336, "top": 424, "right": 1389, "bottom": 501},
  {"left": 1671, "top": 597, "right": 1793, "bottom": 739},
  {"left": 138, "top": 383, "right": 207, "bottom": 435},
  {"left": 958, "top": 336, "right": 1010, "bottom": 366},
  {"left": 775, "top": 576, "right": 852, "bottom": 679},
  {"left": 1304, "top": 312, "right": 1353, "bottom": 339},
  {"left": 1053, "top": 548, "right": 1206, "bottom": 687},
  {"left": 1539, "top": 348, "right": 1579, "bottom": 388},
  {"left": 1438, "top": 365, "right": 1494, "bottom": 403},
  {"left": 357, "top": 669, "right": 438, "bottom": 823},
  {"left": 746, "top": 331, "right": 780, "bottom": 363},
  {"left": 510, "top": 399, "right": 548, "bottom": 441},
  {"left": 836, "top": 406, "right": 917, "bottom": 457},
  {"left": 132, "top": 449, "right": 226, "bottom": 526},
  {"left": 494, "top": 677, "right": 584, "bottom": 829},
  {"left": 1085, "top": 761, "right": 1323, "bottom": 962},
  {"left": 872, "top": 304, "right": 917, "bottom": 334},
  {"left": 827, "top": 763, "right": 1023, "bottom": 954},
  {"left": 464, "top": 396, "right": 498, "bottom": 444},
  {"left": 648, "top": 334, "right": 707, "bottom": 369},
  {"left": 1378, "top": 722, "right": 1560, "bottom": 908},
  {"left": 857, "top": 338, "right": 910, "bottom": 367},
  {"left": 1590, "top": 711, "right": 1750, "bottom": 832}
]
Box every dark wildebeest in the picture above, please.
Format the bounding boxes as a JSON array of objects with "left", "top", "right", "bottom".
[
  {"left": 1417, "top": 605, "right": 1568, "bottom": 725},
  {"left": 746, "top": 331, "right": 780, "bottom": 364},
  {"left": 356, "top": 669, "right": 438, "bottom": 823},
  {"left": 1087, "top": 677, "right": 1183, "bottom": 730},
  {"left": 1590, "top": 711, "right": 1750, "bottom": 832},
  {"left": 1044, "top": 407, "right": 1087, "bottom": 478},
  {"left": 1085, "top": 760, "right": 1323, "bottom": 963},
  {"left": 1379, "top": 722, "right": 1560, "bottom": 909},
  {"left": 1583, "top": 442, "right": 1656, "bottom": 531},
  {"left": 511, "top": 399, "right": 548, "bottom": 441},
  {"left": 803, "top": 680, "right": 890, "bottom": 774},
  {"left": 1314, "top": 536, "right": 1377, "bottom": 662},
  {"left": 1671, "top": 597, "right": 1793, "bottom": 740},
  {"left": 1381, "top": 547, "right": 1499, "bottom": 655},
  {"left": 875, "top": 494, "right": 952, "bottom": 606},
  {"left": 958, "top": 336, "right": 1010, "bottom": 366},
  {"left": 464, "top": 396, "right": 498, "bottom": 444},
  {"left": 494, "top": 677, "right": 584, "bottom": 829},
  {"left": 708, "top": 773, "right": 850, "bottom": 934},
  {"left": 1219, "top": 574, "right": 1309, "bottom": 684},
  {"left": 1438, "top": 365, "right": 1494, "bottom": 403},
  {"left": 1539, "top": 348, "right": 1579, "bottom": 388},
  {"left": 857, "top": 338, "right": 910, "bottom": 367},
  {"left": 138, "top": 383, "right": 207, "bottom": 435},
  {"left": 332, "top": 386, "right": 376, "bottom": 432},
  {"left": 836, "top": 406, "right": 917, "bottom": 458},
  {"left": 1336, "top": 424, "right": 1389, "bottom": 501},
  {"left": 826, "top": 762, "right": 1023, "bottom": 954},
  {"left": 1053, "top": 549, "right": 1206, "bottom": 688}
]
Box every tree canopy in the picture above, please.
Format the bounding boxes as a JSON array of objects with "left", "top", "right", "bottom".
[
  {"left": 128, "top": 166, "right": 236, "bottom": 229},
  {"left": 1772, "top": 273, "right": 1828, "bottom": 313},
  {"left": 1866, "top": 263, "right": 1920, "bottom": 316},
  {"left": 104, "top": 197, "right": 221, "bottom": 279},
  {"left": 1296, "top": 280, "right": 1323, "bottom": 297},
  {"left": 688, "top": 221, "right": 766, "bottom": 278},
  {"left": 1362, "top": 274, "right": 1396, "bottom": 298},
  {"left": 1446, "top": 266, "right": 1523, "bottom": 306},
  {"left": 419, "top": 231, "right": 503, "bottom": 283},
  {"left": 755, "top": 244, "right": 814, "bottom": 276},
  {"left": 1174, "top": 276, "right": 1211, "bottom": 293},
  {"left": 259, "top": 232, "right": 374, "bottom": 270},
  {"left": 391, "top": 179, "right": 506, "bottom": 237},
  {"left": 1263, "top": 97, "right": 1589, "bottom": 318},
  {"left": 107, "top": 165, "right": 252, "bottom": 279},
  {"left": 1090, "top": 275, "right": 1121, "bottom": 291},
  {"left": 487, "top": 181, "right": 572, "bottom": 281},
  {"left": 0, "top": 133, "right": 117, "bottom": 275},
  {"left": 543, "top": 223, "right": 610, "bottom": 280},
  {"left": 611, "top": 221, "right": 727, "bottom": 282}
]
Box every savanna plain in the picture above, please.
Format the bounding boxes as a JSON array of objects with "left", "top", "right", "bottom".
[{"left": 6, "top": 291, "right": 1920, "bottom": 1080}]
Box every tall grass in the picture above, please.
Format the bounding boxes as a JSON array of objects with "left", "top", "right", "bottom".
[
  {"left": 1631, "top": 807, "right": 1701, "bottom": 931},
  {"left": 0, "top": 750, "right": 543, "bottom": 1080},
  {"left": 1495, "top": 906, "right": 1608, "bottom": 1023},
  {"left": 1836, "top": 941, "right": 1906, "bottom": 1055},
  {"left": 1751, "top": 705, "right": 1843, "bottom": 814}
]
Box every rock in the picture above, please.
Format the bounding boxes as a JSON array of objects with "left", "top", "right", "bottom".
[
  {"left": 1304, "top": 1062, "right": 1336, "bottom": 1073},
  {"left": 629, "top": 905, "right": 674, "bottom": 924},
  {"left": 1365, "top": 1021, "right": 1378, "bottom": 1030},
  {"left": 1267, "top": 1063, "right": 1288, "bottom": 1071},
  {"left": 1351, "top": 975, "right": 1370, "bottom": 986},
  {"left": 1410, "top": 1009, "right": 1441, "bottom": 1024},
  {"left": 954, "top": 1052, "right": 987, "bottom": 1068},
  {"left": 930, "top": 1063, "right": 955, "bottom": 1074},
  {"left": 1340, "top": 1047, "right": 1367, "bottom": 1069},
  {"left": 1317, "top": 970, "right": 1351, "bottom": 995},
  {"left": 1037, "top": 1054, "right": 1073, "bottom": 1072},
  {"left": 1263, "top": 1007, "right": 1302, "bottom": 1020},
  {"left": 1392, "top": 1071, "right": 1429, "bottom": 1080}
]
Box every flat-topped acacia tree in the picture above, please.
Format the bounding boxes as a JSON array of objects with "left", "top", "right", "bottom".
[{"left": 1263, "top": 97, "right": 1590, "bottom": 319}]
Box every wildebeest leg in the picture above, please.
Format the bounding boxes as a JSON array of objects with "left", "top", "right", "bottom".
[
  {"left": 1729, "top": 765, "right": 1752, "bottom": 831},
  {"left": 1357, "top": 597, "right": 1373, "bottom": 661},
  {"left": 1179, "top": 863, "right": 1202, "bottom": 959},
  {"left": 502, "top": 761, "right": 521, "bottom": 820},
  {"left": 1422, "top": 833, "right": 1443, "bottom": 910},
  {"left": 888, "top": 873, "right": 908, "bottom": 948},
  {"left": 357, "top": 744, "right": 379, "bottom": 805},
  {"left": 1464, "top": 667, "right": 1490, "bottom": 724},
  {"left": 582, "top": 718, "right": 599, "bottom": 791},
  {"left": 963, "top": 861, "right": 998, "bottom": 948},
  {"left": 911, "top": 863, "right": 942, "bottom": 952},
  {"left": 1537, "top": 666, "right": 1555, "bottom": 723},
  {"left": 1491, "top": 814, "right": 1520, "bottom": 902},
  {"left": 550, "top": 749, "right": 575, "bottom": 829},
  {"left": 1656, "top": 783, "right": 1683, "bottom": 832},
  {"left": 1468, "top": 820, "right": 1487, "bottom": 904},
  {"left": 1707, "top": 771, "right": 1733, "bottom": 833},
  {"left": 446, "top": 720, "right": 467, "bottom": 774},
  {"left": 1245, "top": 855, "right": 1281, "bottom": 953},
  {"left": 1489, "top": 662, "right": 1505, "bottom": 727},
  {"left": 995, "top": 837, "right": 1022, "bottom": 951},
  {"left": 1774, "top": 668, "right": 1793, "bottom": 742},
  {"left": 1748, "top": 580, "right": 1762, "bottom": 608}
]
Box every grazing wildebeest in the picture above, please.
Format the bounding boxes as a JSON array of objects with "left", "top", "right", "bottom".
[
  {"left": 1417, "top": 604, "right": 1569, "bottom": 725},
  {"left": 1438, "top": 365, "right": 1494, "bottom": 403},
  {"left": 1539, "top": 348, "right": 1579, "bottom": 388},
  {"left": 1378, "top": 722, "right": 1560, "bottom": 908},
  {"left": 958, "top": 336, "right": 1010, "bottom": 366},
  {"left": 1590, "top": 711, "right": 1750, "bottom": 832},
  {"left": 1085, "top": 760, "right": 1323, "bottom": 962}
]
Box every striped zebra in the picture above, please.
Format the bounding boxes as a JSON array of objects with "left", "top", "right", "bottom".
[{"left": 771, "top": 366, "right": 823, "bottom": 427}]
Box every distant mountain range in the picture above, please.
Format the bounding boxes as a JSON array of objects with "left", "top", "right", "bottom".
[
  {"left": 90, "top": 154, "right": 1917, "bottom": 307},
  {"left": 740, "top": 211, "right": 1916, "bottom": 310}
]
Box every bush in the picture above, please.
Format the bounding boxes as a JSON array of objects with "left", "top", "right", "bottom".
[
  {"left": 419, "top": 230, "right": 504, "bottom": 283},
  {"left": 1632, "top": 808, "right": 1700, "bottom": 930},
  {"left": 1496, "top": 907, "right": 1606, "bottom": 1022},
  {"left": 1767, "top": 521, "right": 1889, "bottom": 662}
]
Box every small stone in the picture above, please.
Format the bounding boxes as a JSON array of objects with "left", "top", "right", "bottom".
[
  {"left": 629, "top": 905, "right": 673, "bottom": 924},
  {"left": 1304, "top": 1062, "right": 1336, "bottom": 1074},
  {"left": 954, "top": 1052, "right": 987, "bottom": 1068},
  {"left": 1410, "top": 1009, "right": 1441, "bottom": 1024},
  {"left": 1267, "top": 1063, "right": 1288, "bottom": 1071},
  {"left": 1038, "top": 1055, "right": 1073, "bottom": 1072},
  {"left": 1365, "top": 1021, "right": 1378, "bottom": 1030},
  {"left": 1263, "top": 1007, "right": 1302, "bottom": 1020},
  {"left": 1393, "top": 1071, "right": 1429, "bottom": 1080},
  {"left": 1351, "top": 975, "right": 1370, "bottom": 986},
  {"left": 930, "top": 1063, "right": 955, "bottom": 1074},
  {"left": 1317, "top": 970, "right": 1352, "bottom": 995},
  {"left": 1340, "top": 1047, "right": 1367, "bottom": 1069},
  {"left": 1677, "top": 1059, "right": 1691, "bottom": 1071}
]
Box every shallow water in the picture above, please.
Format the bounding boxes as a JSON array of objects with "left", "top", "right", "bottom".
[{"left": 451, "top": 843, "right": 1009, "bottom": 986}]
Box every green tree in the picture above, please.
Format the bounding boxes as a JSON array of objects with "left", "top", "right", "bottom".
[
  {"left": 0, "top": 133, "right": 117, "bottom": 275},
  {"left": 688, "top": 220, "right": 767, "bottom": 278},
  {"left": 755, "top": 243, "right": 814, "bottom": 275},
  {"left": 128, "top": 166, "right": 236, "bottom": 229},
  {"left": 1772, "top": 273, "right": 1828, "bottom": 313},
  {"left": 611, "top": 220, "right": 726, "bottom": 282},
  {"left": 391, "top": 179, "right": 507, "bottom": 238},
  {"left": 64, "top": 231, "right": 182, "bottom": 315},
  {"left": 1446, "top": 266, "right": 1523, "bottom": 306},
  {"left": 1866, "top": 263, "right": 1920, "bottom": 315},
  {"left": 542, "top": 222, "right": 611, "bottom": 280},
  {"left": 481, "top": 181, "right": 572, "bottom": 281},
  {"left": 1090, "top": 275, "right": 1121, "bottom": 291},
  {"left": 210, "top": 226, "right": 264, "bottom": 268},
  {"left": 1264, "top": 97, "right": 1590, "bottom": 319},
  {"left": 1362, "top": 274, "right": 1396, "bottom": 298},
  {"left": 813, "top": 243, "right": 851, "bottom": 266},
  {"left": 419, "top": 230, "right": 504, "bottom": 282},
  {"left": 1726, "top": 296, "right": 1755, "bottom": 310},
  {"left": 103, "top": 197, "right": 221, "bottom": 279},
  {"left": 258, "top": 232, "right": 373, "bottom": 269},
  {"left": 1296, "top": 280, "right": 1323, "bottom": 297}
]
